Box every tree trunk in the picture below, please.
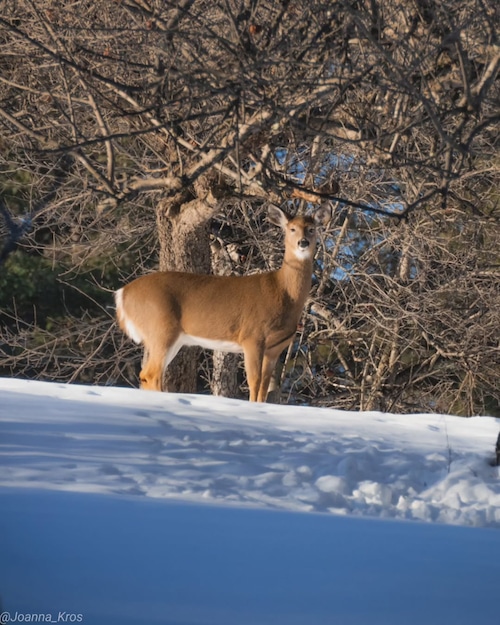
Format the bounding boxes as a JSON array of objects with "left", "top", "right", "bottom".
[
  {"left": 155, "top": 183, "right": 218, "bottom": 393},
  {"left": 211, "top": 351, "right": 241, "bottom": 398},
  {"left": 209, "top": 229, "right": 242, "bottom": 398}
]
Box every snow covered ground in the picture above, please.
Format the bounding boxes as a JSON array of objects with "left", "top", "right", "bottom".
[{"left": 1, "top": 378, "right": 499, "bottom": 624}]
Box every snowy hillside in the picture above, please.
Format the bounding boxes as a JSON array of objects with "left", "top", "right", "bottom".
[
  {"left": 1, "top": 378, "right": 498, "bottom": 526},
  {"left": 1, "top": 378, "right": 499, "bottom": 624}
]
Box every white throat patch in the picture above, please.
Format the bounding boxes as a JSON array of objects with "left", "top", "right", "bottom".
[{"left": 293, "top": 246, "right": 312, "bottom": 260}]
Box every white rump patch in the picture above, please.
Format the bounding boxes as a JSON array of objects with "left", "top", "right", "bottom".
[{"left": 115, "top": 288, "right": 143, "bottom": 345}]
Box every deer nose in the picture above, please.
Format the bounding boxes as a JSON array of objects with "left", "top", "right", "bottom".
[{"left": 298, "top": 238, "right": 310, "bottom": 249}]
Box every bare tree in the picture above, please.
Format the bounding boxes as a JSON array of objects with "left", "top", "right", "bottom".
[
  {"left": 304, "top": 202, "right": 500, "bottom": 415},
  {"left": 0, "top": 0, "right": 498, "bottom": 411}
]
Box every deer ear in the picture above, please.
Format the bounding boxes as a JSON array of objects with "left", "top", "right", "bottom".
[
  {"left": 313, "top": 203, "right": 333, "bottom": 226},
  {"left": 268, "top": 204, "right": 289, "bottom": 229}
]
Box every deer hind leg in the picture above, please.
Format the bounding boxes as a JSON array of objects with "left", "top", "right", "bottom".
[
  {"left": 139, "top": 348, "right": 164, "bottom": 391},
  {"left": 140, "top": 333, "right": 183, "bottom": 392}
]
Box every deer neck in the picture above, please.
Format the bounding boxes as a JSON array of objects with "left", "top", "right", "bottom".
[{"left": 277, "top": 250, "right": 314, "bottom": 304}]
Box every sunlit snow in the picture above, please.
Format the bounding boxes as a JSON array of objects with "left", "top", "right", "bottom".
[{"left": 1, "top": 378, "right": 499, "bottom": 624}]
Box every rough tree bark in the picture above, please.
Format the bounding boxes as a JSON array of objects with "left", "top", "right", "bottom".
[{"left": 209, "top": 236, "right": 241, "bottom": 399}]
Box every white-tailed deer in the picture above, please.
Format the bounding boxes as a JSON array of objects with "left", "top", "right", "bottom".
[{"left": 115, "top": 204, "right": 331, "bottom": 402}]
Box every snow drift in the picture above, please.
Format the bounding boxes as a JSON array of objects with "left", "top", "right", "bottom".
[{"left": 1, "top": 378, "right": 498, "bottom": 527}]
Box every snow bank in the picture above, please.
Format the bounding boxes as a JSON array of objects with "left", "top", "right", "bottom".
[{"left": 1, "top": 378, "right": 498, "bottom": 527}]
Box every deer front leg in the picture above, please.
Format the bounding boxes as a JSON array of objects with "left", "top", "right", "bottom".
[
  {"left": 243, "top": 341, "right": 265, "bottom": 402},
  {"left": 257, "top": 352, "right": 279, "bottom": 403}
]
